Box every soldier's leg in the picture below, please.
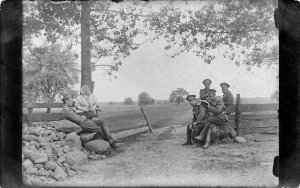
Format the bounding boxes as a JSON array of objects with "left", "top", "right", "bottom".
[
  {"left": 92, "top": 118, "right": 117, "bottom": 143},
  {"left": 80, "top": 119, "right": 115, "bottom": 144},
  {"left": 208, "top": 116, "right": 226, "bottom": 127},
  {"left": 194, "top": 105, "right": 210, "bottom": 141},
  {"left": 183, "top": 124, "right": 193, "bottom": 145},
  {"left": 194, "top": 120, "right": 209, "bottom": 142},
  {"left": 203, "top": 127, "right": 212, "bottom": 149}
]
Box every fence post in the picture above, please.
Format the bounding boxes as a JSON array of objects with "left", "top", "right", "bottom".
[
  {"left": 27, "top": 103, "right": 33, "bottom": 126},
  {"left": 46, "top": 103, "right": 51, "bottom": 113},
  {"left": 235, "top": 94, "right": 241, "bottom": 136},
  {"left": 139, "top": 103, "right": 153, "bottom": 133}
]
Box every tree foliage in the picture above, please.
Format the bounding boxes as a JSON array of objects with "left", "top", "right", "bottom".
[
  {"left": 138, "top": 92, "right": 155, "bottom": 106},
  {"left": 146, "top": 0, "right": 278, "bottom": 69},
  {"left": 124, "top": 97, "right": 134, "bottom": 105},
  {"left": 23, "top": 0, "right": 147, "bottom": 75},
  {"left": 23, "top": 0, "right": 279, "bottom": 82},
  {"left": 23, "top": 43, "right": 80, "bottom": 102},
  {"left": 169, "top": 88, "right": 189, "bottom": 105}
]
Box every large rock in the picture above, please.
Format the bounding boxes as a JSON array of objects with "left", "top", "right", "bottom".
[
  {"left": 66, "top": 168, "right": 76, "bottom": 177},
  {"left": 23, "top": 135, "right": 40, "bottom": 143},
  {"left": 23, "top": 134, "right": 51, "bottom": 143},
  {"left": 57, "top": 155, "right": 66, "bottom": 164},
  {"left": 84, "top": 140, "right": 111, "bottom": 154},
  {"left": 23, "top": 159, "right": 34, "bottom": 171},
  {"left": 28, "top": 127, "right": 43, "bottom": 136},
  {"left": 79, "top": 132, "right": 97, "bottom": 144},
  {"left": 53, "top": 166, "right": 67, "bottom": 181},
  {"left": 34, "top": 163, "right": 43, "bottom": 169},
  {"left": 23, "top": 150, "right": 47, "bottom": 163},
  {"left": 34, "top": 157, "right": 48, "bottom": 164},
  {"left": 49, "top": 120, "right": 82, "bottom": 134},
  {"left": 235, "top": 136, "right": 247, "bottom": 143},
  {"left": 30, "top": 177, "right": 43, "bottom": 185},
  {"left": 24, "top": 166, "right": 37, "bottom": 175},
  {"left": 36, "top": 169, "right": 51, "bottom": 177},
  {"left": 44, "top": 161, "right": 57, "bottom": 171},
  {"left": 65, "top": 132, "right": 82, "bottom": 150},
  {"left": 65, "top": 151, "right": 88, "bottom": 166}
]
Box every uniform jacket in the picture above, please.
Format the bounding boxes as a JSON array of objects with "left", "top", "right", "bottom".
[
  {"left": 62, "top": 104, "right": 86, "bottom": 125},
  {"left": 75, "top": 94, "right": 98, "bottom": 112},
  {"left": 207, "top": 96, "right": 227, "bottom": 120},
  {"left": 222, "top": 91, "right": 234, "bottom": 115}
]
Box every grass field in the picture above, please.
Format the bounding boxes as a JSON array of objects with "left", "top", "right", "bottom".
[
  {"left": 25, "top": 101, "right": 278, "bottom": 134},
  {"left": 99, "top": 104, "right": 192, "bottom": 132}
]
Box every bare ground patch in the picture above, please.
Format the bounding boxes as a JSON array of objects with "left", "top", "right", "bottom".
[{"left": 55, "top": 122, "right": 278, "bottom": 187}]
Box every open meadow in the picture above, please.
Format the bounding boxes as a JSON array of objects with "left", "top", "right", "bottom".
[{"left": 99, "top": 104, "right": 192, "bottom": 132}]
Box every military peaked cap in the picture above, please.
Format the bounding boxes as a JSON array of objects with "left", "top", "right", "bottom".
[
  {"left": 186, "top": 94, "right": 197, "bottom": 101},
  {"left": 220, "top": 82, "right": 230, "bottom": 88},
  {"left": 203, "top": 79, "right": 212, "bottom": 84}
]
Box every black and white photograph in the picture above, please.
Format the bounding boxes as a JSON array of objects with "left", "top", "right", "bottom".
[{"left": 21, "top": 0, "right": 279, "bottom": 186}]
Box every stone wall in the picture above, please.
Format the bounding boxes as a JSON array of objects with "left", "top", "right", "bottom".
[{"left": 22, "top": 120, "right": 112, "bottom": 186}]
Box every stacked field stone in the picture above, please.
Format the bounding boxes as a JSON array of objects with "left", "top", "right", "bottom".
[{"left": 22, "top": 120, "right": 112, "bottom": 185}]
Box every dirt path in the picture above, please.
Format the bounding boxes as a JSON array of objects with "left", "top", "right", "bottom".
[{"left": 56, "top": 124, "right": 278, "bottom": 187}]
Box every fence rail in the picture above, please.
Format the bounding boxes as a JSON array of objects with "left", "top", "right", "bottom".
[{"left": 23, "top": 95, "right": 278, "bottom": 137}]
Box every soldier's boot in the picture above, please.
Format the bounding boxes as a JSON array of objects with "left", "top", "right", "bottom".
[
  {"left": 182, "top": 125, "right": 193, "bottom": 145},
  {"left": 203, "top": 128, "right": 212, "bottom": 149},
  {"left": 194, "top": 122, "right": 209, "bottom": 142},
  {"left": 110, "top": 142, "right": 121, "bottom": 149}
]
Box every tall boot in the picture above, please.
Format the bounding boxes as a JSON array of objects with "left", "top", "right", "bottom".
[
  {"left": 203, "top": 128, "right": 212, "bottom": 149},
  {"left": 194, "top": 122, "right": 209, "bottom": 142},
  {"left": 182, "top": 124, "right": 193, "bottom": 145}
]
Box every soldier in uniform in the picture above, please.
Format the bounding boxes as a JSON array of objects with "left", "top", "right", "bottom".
[
  {"left": 220, "top": 82, "right": 234, "bottom": 115},
  {"left": 199, "top": 79, "right": 215, "bottom": 100},
  {"left": 194, "top": 90, "right": 232, "bottom": 149},
  {"left": 182, "top": 95, "right": 208, "bottom": 145},
  {"left": 61, "top": 93, "right": 121, "bottom": 149}
]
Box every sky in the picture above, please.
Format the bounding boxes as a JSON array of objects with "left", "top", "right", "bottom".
[{"left": 90, "top": 39, "right": 278, "bottom": 102}]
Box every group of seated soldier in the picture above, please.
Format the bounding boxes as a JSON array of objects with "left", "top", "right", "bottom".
[
  {"left": 61, "top": 79, "right": 235, "bottom": 151},
  {"left": 183, "top": 79, "right": 236, "bottom": 149}
]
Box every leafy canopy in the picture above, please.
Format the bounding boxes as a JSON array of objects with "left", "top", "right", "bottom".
[
  {"left": 23, "top": 43, "right": 80, "bottom": 102},
  {"left": 23, "top": 0, "right": 147, "bottom": 75},
  {"left": 146, "top": 0, "right": 278, "bottom": 69}
]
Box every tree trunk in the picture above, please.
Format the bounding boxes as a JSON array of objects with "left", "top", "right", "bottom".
[{"left": 81, "top": 1, "right": 92, "bottom": 87}]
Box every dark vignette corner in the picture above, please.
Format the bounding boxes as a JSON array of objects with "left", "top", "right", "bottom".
[
  {"left": 276, "top": 0, "right": 300, "bottom": 187},
  {"left": 1, "top": 0, "right": 23, "bottom": 187}
]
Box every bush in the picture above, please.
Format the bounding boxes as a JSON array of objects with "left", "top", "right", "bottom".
[
  {"left": 138, "top": 92, "right": 155, "bottom": 106},
  {"left": 124, "top": 97, "right": 134, "bottom": 105}
]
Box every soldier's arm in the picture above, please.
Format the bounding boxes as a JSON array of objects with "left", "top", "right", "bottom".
[
  {"left": 75, "top": 97, "right": 89, "bottom": 112},
  {"left": 62, "top": 110, "right": 86, "bottom": 125},
  {"left": 207, "top": 100, "right": 225, "bottom": 114}
]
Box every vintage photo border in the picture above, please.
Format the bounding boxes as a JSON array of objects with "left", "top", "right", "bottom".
[{"left": 1, "top": 0, "right": 300, "bottom": 187}]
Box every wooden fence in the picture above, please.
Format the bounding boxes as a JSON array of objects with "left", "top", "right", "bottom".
[{"left": 23, "top": 94, "right": 278, "bottom": 137}]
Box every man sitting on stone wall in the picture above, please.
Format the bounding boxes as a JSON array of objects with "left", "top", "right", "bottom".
[{"left": 61, "top": 93, "right": 121, "bottom": 149}]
